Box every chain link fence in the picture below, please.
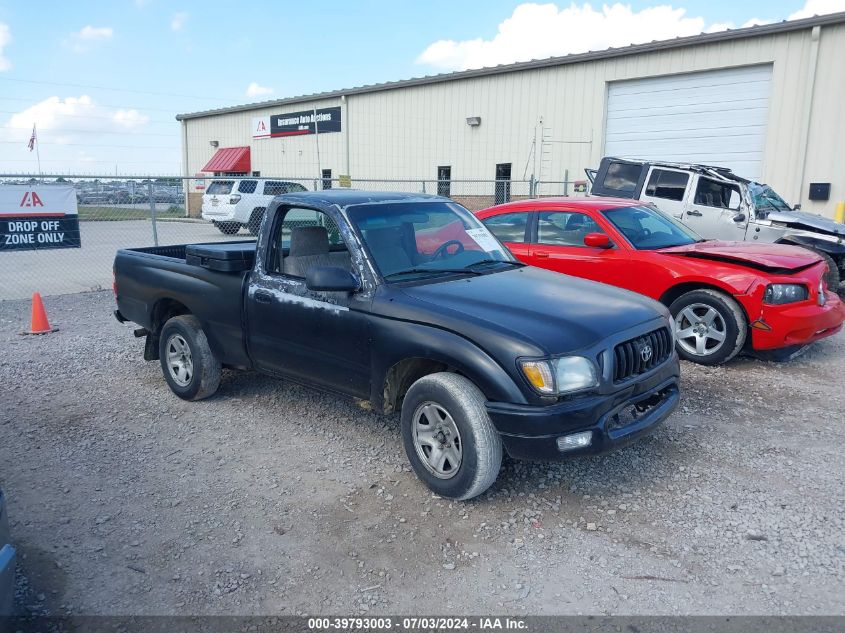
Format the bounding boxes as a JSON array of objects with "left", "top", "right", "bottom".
[{"left": 0, "top": 174, "right": 584, "bottom": 300}]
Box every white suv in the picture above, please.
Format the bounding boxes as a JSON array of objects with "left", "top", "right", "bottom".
[{"left": 202, "top": 178, "right": 308, "bottom": 235}]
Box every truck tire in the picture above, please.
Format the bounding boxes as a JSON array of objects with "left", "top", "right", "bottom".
[
  {"left": 401, "top": 372, "right": 502, "bottom": 500},
  {"left": 213, "top": 221, "right": 241, "bottom": 235},
  {"left": 669, "top": 289, "right": 746, "bottom": 366},
  {"left": 247, "top": 208, "right": 266, "bottom": 236},
  {"left": 808, "top": 249, "right": 842, "bottom": 296},
  {"left": 159, "top": 315, "right": 221, "bottom": 401}
]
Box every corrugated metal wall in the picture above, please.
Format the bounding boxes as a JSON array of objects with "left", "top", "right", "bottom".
[{"left": 183, "top": 22, "right": 845, "bottom": 217}]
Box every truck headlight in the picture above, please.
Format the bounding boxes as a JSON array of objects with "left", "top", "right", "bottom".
[
  {"left": 520, "top": 357, "right": 598, "bottom": 395},
  {"left": 554, "top": 356, "right": 598, "bottom": 393},
  {"left": 764, "top": 283, "right": 808, "bottom": 305}
]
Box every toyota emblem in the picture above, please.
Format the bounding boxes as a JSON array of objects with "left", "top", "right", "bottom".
[{"left": 640, "top": 344, "right": 653, "bottom": 362}]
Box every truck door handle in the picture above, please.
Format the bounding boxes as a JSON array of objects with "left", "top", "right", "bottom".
[
  {"left": 686, "top": 210, "right": 702, "bottom": 217},
  {"left": 535, "top": 251, "right": 549, "bottom": 258},
  {"left": 254, "top": 290, "right": 274, "bottom": 303}
]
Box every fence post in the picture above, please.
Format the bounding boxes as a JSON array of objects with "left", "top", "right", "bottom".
[
  {"left": 148, "top": 182, "right": 159, "bottom": 247},
  {"left": 563, "top": 169, "right": 569, "bottom": 197},
  {"left": 529, "top": 175, "right": 536, "bottom": 198}
]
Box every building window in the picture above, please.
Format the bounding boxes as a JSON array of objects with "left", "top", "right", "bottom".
[
  {"left": 437, "top": 166, "right": 451, "bottom": 197},
  {"left": 495, "top": 163, "right": 512, "bottom": 205},
  {"left": 322, "top": 169, "right": 332, "bottom": 190}
]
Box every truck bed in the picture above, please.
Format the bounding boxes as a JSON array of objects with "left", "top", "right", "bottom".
[{"left": 114, "top": 241, "right": 254, "bottom": 367}]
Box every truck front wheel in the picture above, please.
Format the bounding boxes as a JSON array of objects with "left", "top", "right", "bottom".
[
  {"left": 808, "top": 249, "right": 842, "bottom": 296},
  {"left": 401, "top": 373, "right": 502, "bottom": 500},
  {"left": 159, "top": 315, "right": 221, "bottom": 401}
]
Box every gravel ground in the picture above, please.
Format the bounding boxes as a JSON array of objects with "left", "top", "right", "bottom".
[{"left": 1, "top": 291, "right": 843, "bottom": 616}]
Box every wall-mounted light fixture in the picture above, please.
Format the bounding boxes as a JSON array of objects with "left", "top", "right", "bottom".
[
  {"left": 466, "top": 116, "right": 482, "bottom": 127},
  {"left": 209, "top": 140, "right": 219, "bottom": 148}
]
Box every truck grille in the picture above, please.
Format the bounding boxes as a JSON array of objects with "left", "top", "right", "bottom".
[{"left": 613, "top": 327, "right": 672, "bottom": 383}]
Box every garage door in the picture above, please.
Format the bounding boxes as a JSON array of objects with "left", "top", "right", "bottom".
[{"left": 604, "top": 65, "right": 772, "bottom": 180}]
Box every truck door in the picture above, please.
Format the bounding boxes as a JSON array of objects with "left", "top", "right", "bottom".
[
  {"left": 682, "top": 175, "right": 748, "bottom": 241},
  {"left": 640, "top": 167, "right": 690, "bottom": 218},
  {"left": 246, "top": 207, "right": 372, "bottom": 398}
]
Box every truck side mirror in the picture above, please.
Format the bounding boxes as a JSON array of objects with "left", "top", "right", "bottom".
[
  {"left": 305, "top": 267, "right": 360, "bottom": 292},
  {"left": 584, "top": 232, "right": 612, "bottom": 248},
  {"left": 793, "top": 204, "right": 801, "bottom": 211}
]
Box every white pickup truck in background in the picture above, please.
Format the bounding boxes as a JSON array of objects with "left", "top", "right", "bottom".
[{"left": 587, "top": 157, "right": 845, "bottom": 294}]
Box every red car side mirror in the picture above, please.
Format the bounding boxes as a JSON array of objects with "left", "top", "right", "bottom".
[{"left": 584, "top": 232, "right": 612, "bottom": 249}]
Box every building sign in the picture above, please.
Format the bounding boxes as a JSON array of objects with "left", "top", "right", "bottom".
[
  {"left": 253, "top": 106, "right": 342, "bottom": 139},
  {"left": 0, "top": 185, "right": 81, "bottom": 251}
]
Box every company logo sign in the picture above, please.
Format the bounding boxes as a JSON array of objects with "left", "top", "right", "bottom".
[{"left": 253, "top": 106, "right": 342, "bottom": 139}]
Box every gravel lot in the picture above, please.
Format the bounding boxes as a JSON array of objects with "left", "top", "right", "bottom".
[{"left": 1, "top": 291, "right": 843, "bottom": 616}]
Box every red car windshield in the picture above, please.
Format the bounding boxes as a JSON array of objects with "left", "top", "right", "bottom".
[{"left": 603, "top": 205, "right": 702, "bottom": 250}]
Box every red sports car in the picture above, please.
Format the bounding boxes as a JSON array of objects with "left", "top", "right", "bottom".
[{"left": 476, "top": 198, "right": 845, "bottom": 365}]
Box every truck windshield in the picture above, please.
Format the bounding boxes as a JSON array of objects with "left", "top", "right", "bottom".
[
  {"left": 347, "top": 202, "right": 516, "bottom": 280},
  {"left": 603, "top": 205, "right": 701, "bottom": 250},
  {"left": 748, "top": 183, "right": 792, "bottom": 213}
]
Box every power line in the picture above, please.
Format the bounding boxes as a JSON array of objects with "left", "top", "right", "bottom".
[
  {"left": 0, "top": 141, "right": 178, "bottom": 149},
  {"left": 3, "top": 125, "right": 176, "bottom": 137},
  {"left": 0, "top": 109, "right": 177, "bottom": 125},
  {"left": 0, "top": 77, "right": 235, "bottom": 102},
  {"left": 0, "top": 96, "right": 181, "bottom": 114}
]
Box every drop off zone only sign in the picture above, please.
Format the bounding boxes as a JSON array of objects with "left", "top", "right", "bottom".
[{"left": 0, "top": 185, "right": 81, "bottom": 251}]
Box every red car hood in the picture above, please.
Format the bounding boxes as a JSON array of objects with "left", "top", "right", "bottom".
[{"left": 659, "top": 241, "right": 822, "bottom": 273}]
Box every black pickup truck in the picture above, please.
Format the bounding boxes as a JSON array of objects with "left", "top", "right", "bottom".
[{"left": 114, "top": 190, "right": 680, "bottom": 499}]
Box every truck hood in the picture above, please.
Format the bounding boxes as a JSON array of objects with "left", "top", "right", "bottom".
[
  {"left": 660, "top": 241, "right": 822, "bottom": 273},
  {"left": 764, "top": 210, "right": 845, "bottom": 237},
  {"left": 382, "top": 266, "right": 667, "bottom": 357}
]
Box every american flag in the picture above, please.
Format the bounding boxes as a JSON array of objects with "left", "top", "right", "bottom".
[{"left": 27, "top": 124, "right": 37, "bottom": 151}]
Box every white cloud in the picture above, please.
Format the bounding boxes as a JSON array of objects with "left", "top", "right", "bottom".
[
  {"left": 64, "top": 25, "right": 113, "bottom": 53},
  {"left": 417, "top": 3, "right": 707, "bottom": 71},
  {"left": 789, "top": 0, "right": 845, "bottom": 19},
  {"left": 0, "top": 23, "right": 11, "bottom": 71},
  {"left": 171, "top": 11, "right": 189, "bottom": 31},
  {"left": 2, "top": 95, "right": 149, "bottom": 145},
  {"left": 417, "top": 1, "right": 845, "bottom": 71},
  {"left": 245, "top": 82, "right": 274, "bottom": 98}
]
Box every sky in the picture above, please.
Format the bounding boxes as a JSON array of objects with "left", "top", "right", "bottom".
[{"left": 0, "top": 0, "right": 843, "bottom": 175}]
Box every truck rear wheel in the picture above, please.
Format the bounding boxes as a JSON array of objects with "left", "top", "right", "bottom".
[
  {"left": 401, "top": 373, "right": 502, "bottom": 500},
  {"left": 159, "top": 315, "right": 221, "bottom": 401},
  {"left": 213, "top": 221, "right": 241, "bottom": 235},
  {"left": 669, "top": 289, "right": 746, "bottom": 365}
]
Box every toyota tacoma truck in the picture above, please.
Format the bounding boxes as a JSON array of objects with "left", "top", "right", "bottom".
[
  {"left": 114, "top": 190, "right": 680, "bottom": 500},
  {"left": 586, "top": 157, "right": 845, "bottom": 294}
]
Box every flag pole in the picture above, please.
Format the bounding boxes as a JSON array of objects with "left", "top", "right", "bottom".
[{"left": 34, "top": 124, "right": 43, "bottom": 180}]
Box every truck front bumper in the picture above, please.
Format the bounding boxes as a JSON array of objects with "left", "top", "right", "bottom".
[{"left": 486, "top": 358, "right": 680, "bottom": 461}]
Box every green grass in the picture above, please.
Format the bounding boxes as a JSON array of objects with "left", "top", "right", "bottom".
[{"left": 78, "top": 205, "right": 186, "bottom": 221}]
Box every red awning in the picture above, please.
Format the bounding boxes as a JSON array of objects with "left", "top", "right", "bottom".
[{"left": 202, "top": 146, "right": 251, "bottom": 173}]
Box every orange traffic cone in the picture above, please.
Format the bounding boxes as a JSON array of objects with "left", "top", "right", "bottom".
[{"left": 23, "top": 292, "right": 58, "bottom": 335}]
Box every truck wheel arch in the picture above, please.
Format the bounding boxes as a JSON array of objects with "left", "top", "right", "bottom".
[
  {"left": 145, "top": 298, "right": 192, "bottom": 360},
  {"left": 381, "top": 357, "right": 454, "bottom": 415}
]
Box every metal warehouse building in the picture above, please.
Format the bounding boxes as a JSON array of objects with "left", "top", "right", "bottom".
[{"left": 177, "top": 12, "right": 845, "bottom": 217}]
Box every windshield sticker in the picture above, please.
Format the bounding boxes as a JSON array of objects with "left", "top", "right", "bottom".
[{"left": 465, "top": 228, "right": 502, "bottom": 253}]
